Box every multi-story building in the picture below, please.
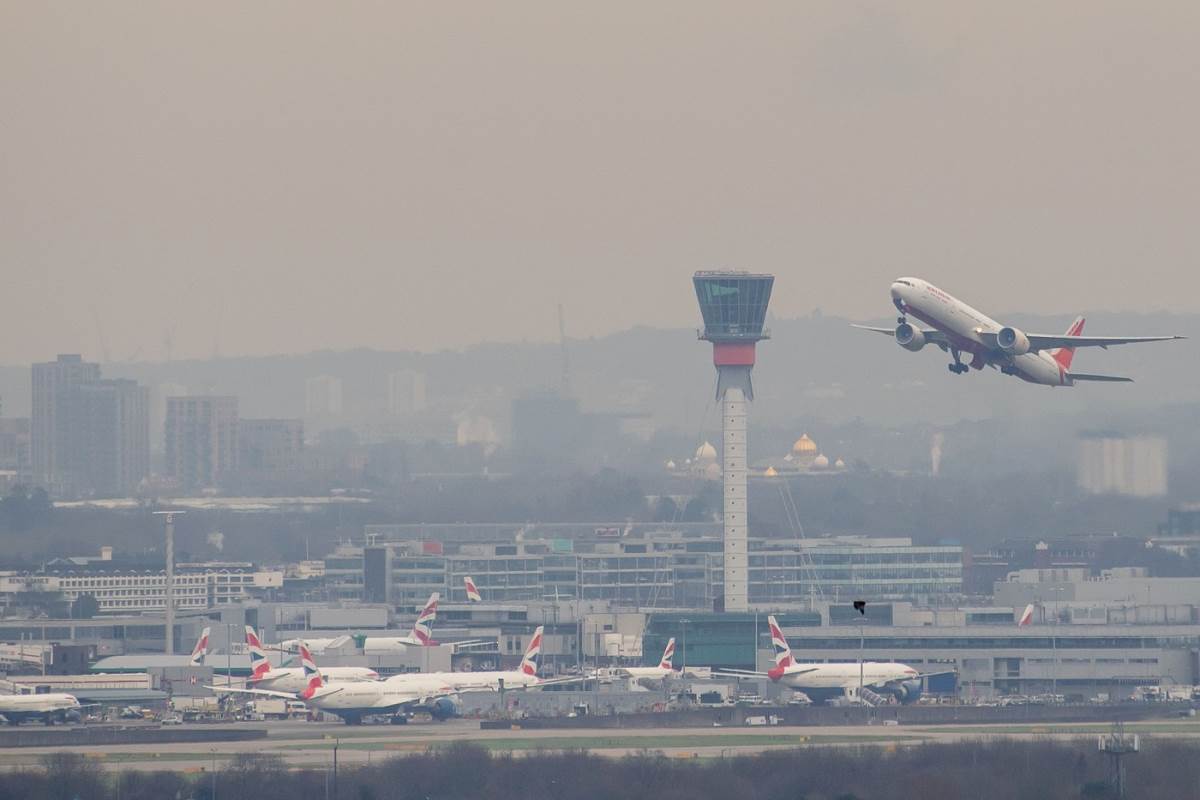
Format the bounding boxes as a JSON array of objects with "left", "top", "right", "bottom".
[
  {"left": 386, "top": 370, "right": 427, "bottom": 416},
  {"left": 349, "top": 532, "right": 964, "bottom": 611},
  {"left": 1077, "top": 432, "right": 1168, "bottom": 497},
  {"left": 0, "top": 557, "right": 282, "bottom": 616},
  {"left": 76, "top": 379, "right": 149, "bottom": 496},
  {"left": 30, "top": 356, "right": 149, "bottom": 497},
  {"left": 304, "top": 375, "right": 343, "bottom": 417},
  {"left": 164, "top": 396, "right": 239, "bottom": 490},
  {"left": 31, "top": 354, "right": 101, "bottom": 493},
  {"left": 0, "top": 418, "right": 32, "bottom": 490},
  {"left": 238, "top": 418, "right": 303, "bottom": 476}
]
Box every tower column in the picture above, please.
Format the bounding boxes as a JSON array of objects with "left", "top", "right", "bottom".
[{"left": 723, "top": 387, "right": 748, "bottom": 612}]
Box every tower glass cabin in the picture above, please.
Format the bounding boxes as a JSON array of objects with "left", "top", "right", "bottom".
[{"left": 693, "top": 271, "right": 774, "bottom": 614}]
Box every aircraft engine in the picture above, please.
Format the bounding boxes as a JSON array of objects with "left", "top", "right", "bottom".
[
  {"left": 895, "top": 323, "right": 926, "bottom": 352},
  {"left": 893, "top": 679, "right": 923, "bottom": 704},
  {"left": 428, "top": 696, "right": 461, "bottom": 721},
  {"left": 997, "top": 326, "right": 1031, "bottom": 355}
]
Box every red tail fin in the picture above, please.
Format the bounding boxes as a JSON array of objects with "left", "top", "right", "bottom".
[{"left": 1051, "top": 316, "right": 1085, "bottom": 370}]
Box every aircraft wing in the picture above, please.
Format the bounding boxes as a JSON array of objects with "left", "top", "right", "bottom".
[
  {"left": 1069, "top": 372, "right": 1133, "bottom": 383},
  {"left": 852, "top": 324, "right": 952, "bottom": 348},
  {"left": 207, "top": 685, "right": 297, "bottom": 700},
  {"left": 979, "top": 332, "right": 1184, "bottom": 351}
]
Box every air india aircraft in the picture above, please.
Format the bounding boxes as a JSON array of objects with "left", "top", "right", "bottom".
[{"left": 855, "top": 278, "right": 1184, "bottom": 385}]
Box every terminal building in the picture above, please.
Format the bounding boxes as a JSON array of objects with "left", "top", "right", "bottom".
[{"left": 347, "top": 531, "right": 963, "bottom": 611}]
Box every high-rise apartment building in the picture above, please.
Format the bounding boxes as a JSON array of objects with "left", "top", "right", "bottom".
[
  {"left": 76, "top": 380, "right": 150, "bottom": 496},
  {"left": 164, "top": 396, "right": 239, "bottom": 490},
  {"left": 386, "top": 370, "right": 427, "bottom": 415},
  {"left": 30, "top": 356, "right": 148, "bottom": 496},
  {"left": 31, "top": 355, "right": 100, "bottom": 491},
  {"left": 238, "top": 419, "right": 303, "bottom": 475},
  {"left": 305, "top": 375, "right": 343, "bottom": 417}
]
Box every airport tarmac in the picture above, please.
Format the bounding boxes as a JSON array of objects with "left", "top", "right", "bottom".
[{"left": 3, "top": 717, "right": 1200, "bottom": 772}]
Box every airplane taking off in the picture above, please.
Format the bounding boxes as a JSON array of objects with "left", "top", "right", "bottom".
[{"left": 855, "top": 278, "right": 1184, "bottom": 385}]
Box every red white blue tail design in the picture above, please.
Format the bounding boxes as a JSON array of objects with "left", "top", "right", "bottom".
[
  {"left": 188, "top": 627, "right": 210, "bottom": 667},
  {"left": 245, "top": 626, "right": 272, "bottom": 680},
  {"left": 464, "top": 576, "right": 482, "bottom": 602},
  {"left": 298, "top": 643, "right": 323, "bottom": 699},
  {"left": 766, "top": 616, "right": 794, "bottom": 681},
  {"left": 408, "top": 592, "right": 439, "bottom": 645},
  {"left": 1051, "top": 316, "right": 1085, "bottom": 370},
  {"left": 659, "top": 638, "right": 676, "bottom": 671},
  {"left": 519, "top": 626, "right": 544, "bottom": 677}
]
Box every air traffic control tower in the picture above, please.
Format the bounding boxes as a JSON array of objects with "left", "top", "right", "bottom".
[{"left": 693, "top": 271, "right": 774, "bottom": 613}]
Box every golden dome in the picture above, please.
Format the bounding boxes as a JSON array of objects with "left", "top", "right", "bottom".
[
  {"left": 764, "top": 466, "right": 779, "bottom": 477},
  {"left": 695, "top": 441, "right": 718, "bottom": 461},
  {"left": 812, "top": 453, "right": 830, "bottom": 469},
  {"left": 792, "top": 434, "right": 818, "bottom": 455}
]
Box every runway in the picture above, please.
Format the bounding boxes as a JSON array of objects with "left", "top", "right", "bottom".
[{"left": 3, "top": 717, "right": 1200, "bottom": 772}]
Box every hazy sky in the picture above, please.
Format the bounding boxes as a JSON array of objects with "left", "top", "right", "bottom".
[{"left": 4, "top": 2, "right": 1199, "bottom": 363}]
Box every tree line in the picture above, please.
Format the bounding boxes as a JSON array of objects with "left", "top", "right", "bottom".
[{"left": 2, "top": 738, "right": 1199, "bottom": 800}]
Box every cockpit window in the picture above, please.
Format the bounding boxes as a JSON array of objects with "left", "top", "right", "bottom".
[{"left": 895, "top": 280, "right": 912, "bottom": 287}]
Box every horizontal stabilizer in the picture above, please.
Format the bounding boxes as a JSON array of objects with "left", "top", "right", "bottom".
[{"left": 1069, "top": 372, "right": 1133, "bottom": 383}]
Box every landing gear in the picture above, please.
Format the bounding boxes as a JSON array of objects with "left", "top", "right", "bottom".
[
  {"left": 897, "top": 316, "right": 907, "bottom": 325},
  {"left": 342, "top": 714, "right": 363, "bottom": 726},
  {"left": 389, "top": 714, "right": 409, "bottom": 725},
  {"left": 948, "top": 349, "right": 968, "bottom": 374}
]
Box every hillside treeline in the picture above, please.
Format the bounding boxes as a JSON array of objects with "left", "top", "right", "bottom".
[{"left": 2, "top": 738, "right": 1199, "bottom": 800}]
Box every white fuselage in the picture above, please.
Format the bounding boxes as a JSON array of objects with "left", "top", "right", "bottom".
[
  {"left": 616, "top": 666, "right": 675, "bottom": 681},
  {"left": 0, "top": 693, "right": 81, "bottom": 718},
  {"left": 252, "top": 667, "right": 379, "bottom": 693},
  {"left": 891, "top": 278, "right": 1068, "bottom": 386},
  {"left": 423, "top": 670, "right": 541, "bottom": 691},
  {"left": 307, "top": 675, "right": 452, "bottom": 713},
  {"left": 775, "top": 662, "right": 918, "bottom": 692},
  {"left": 281, "top": 637, "right": 418, "bottom": 655}
]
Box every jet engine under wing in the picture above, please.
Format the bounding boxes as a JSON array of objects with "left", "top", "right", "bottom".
[
  {"left": 979, "top": 331, "right": 1185, "bottom": 351},
  {"left": 851, "top": 324, "right": 951, "bottom": 348}
]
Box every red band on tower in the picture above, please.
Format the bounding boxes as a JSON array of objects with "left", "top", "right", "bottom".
[{"left": 712, "top": 343, "right": 757, "bottom": 366}]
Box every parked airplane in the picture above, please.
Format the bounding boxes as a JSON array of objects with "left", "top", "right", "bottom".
[
  {"left": 855, "top": 277, "right": 1184, "bottom": 385},
  {"left": 605, "top": 638, "right": 678, "bottom": 686},
  {"left": 189, "top": 627, "right": 211, "bottom": 666},
  {"left": 245, "top": 627, "right": 378, "bottom": 691},
  {"left": 464, "top": 576, "right": 482, "bottom": 602},
  {"left": 216, "top": 643, "right": 458, "bottom": 725},
  {"left": 279, "top": 592, "right": 440, "bottom": 654},
  {"left": 725, "top": 616, "right": 949, "bottom": 705},
  {"left": 0, "top": 693, "right": 83, "bottom": 725}
]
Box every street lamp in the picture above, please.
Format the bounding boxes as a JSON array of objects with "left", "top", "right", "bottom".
[{"left": 679, "top": 619, "right": 690, "bottom": 675}]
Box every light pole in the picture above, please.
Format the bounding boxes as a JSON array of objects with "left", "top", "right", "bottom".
[
  {"left": 225, "top": 622, "right": 233, "bottom": 690},
  {"left": 332, "top": 738, "right": 339, "bottom": 800},
  {"left": 210, "top": 748, "right": 217, "bottom": 800},
  {"left": 679, "top": 618, "right": 690, "bottom": 675},
  {"left": 153, "top": 510, "right": 185, "bottom": 655},
  {"left": 1051, "top": 586, "right": 1066, "bottom": 699}
]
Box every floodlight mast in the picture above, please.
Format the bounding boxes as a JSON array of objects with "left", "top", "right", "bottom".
[{"left": 153, "top": 511, "right": 186, "bottom": 654}]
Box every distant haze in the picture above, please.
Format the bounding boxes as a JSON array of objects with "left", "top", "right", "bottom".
[{"left": 3, "top": 2, "right": 1198, "bottom": 363}]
